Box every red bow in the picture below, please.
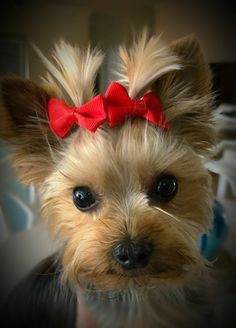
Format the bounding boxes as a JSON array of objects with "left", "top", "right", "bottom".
[
  {"left": 48, "top": 82, "right": 169, "bottom": 139},
  {"left": 48, "top": 95, "right": 106, "bottom": 139}
]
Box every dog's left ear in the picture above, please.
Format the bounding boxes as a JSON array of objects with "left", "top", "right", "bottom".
[
  {"left": 156, "top": 35, "right": 216, "bottom": 157},
  {"left": 118, "top": 32, "right": 216, "bottom": 156},
  {"left": 170, "top": 34, "right": 212, "bottom": 97},
  {"left": 0, "top": 77, "right": 60, "bottom": 185}
]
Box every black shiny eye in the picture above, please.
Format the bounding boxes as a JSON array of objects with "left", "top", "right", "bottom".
[
  {"left": 73, "top": 187, "right": 98, "bottom": 212},
  {"left": 149, "top": 175, "right": 178, "bottom": 203}
]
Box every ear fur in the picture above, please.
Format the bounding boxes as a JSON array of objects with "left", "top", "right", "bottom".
[
  {"left": 155, "top": 34, "right": 216, "bottom": 157},
  {"left": 118, "top": 30, "right": 181, "bottom": 99},
  {"left": 117, "top": 32, "right": 215, "bottom": 157},
  {"left": 170, "top": 34, "right": 212, "bottom": 96},
  {"left": 0, "top": 42, "right": 103, "bottom": 186},
  {"left": 0, "top": 77, "right": 60, "bottom": 185}
]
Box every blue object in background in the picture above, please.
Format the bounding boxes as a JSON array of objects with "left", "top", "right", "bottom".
[
  {"left": 1, "top": 193, "right": 29, "bottom": 233},
  {"left": 200, "top": 200, "right": 229, "bottom": 260},
  {"left": 0, "top": 141, "right": 37, "bottom": 238}
]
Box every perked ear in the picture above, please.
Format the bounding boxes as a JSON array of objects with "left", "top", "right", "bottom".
[
  {"left": 0, "top": 77, "right": 59, "bottom": 185},
  {"left": 118, "top": 32, "right": 216, "bottom": 157},
  {"left": 170, "top": 34, "right": 212, "bottom": 96},
  {"left": 155, "top": 34, "right": 216, "bottom": 157},
  {"left": 0, "top": 42, "right": 104, "bottom": 186}
]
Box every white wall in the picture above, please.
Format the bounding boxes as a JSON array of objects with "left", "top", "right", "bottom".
[
  {"left": 0, "top": 2, "right": 91, "bottom": 82},
  {"left": 1, "top": 0, "right": 234, "bottom": 83},
  {"left": 90, "top": 6, "right": 155, "bottom": 91},
  {"left": 154, "top": 0, "right": 236, "bottom": 63}
]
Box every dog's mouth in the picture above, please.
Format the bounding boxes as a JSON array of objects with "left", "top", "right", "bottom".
[
  {"left": 72, "top": 246, "right": 199, "bottom": 291},
  {"left": 68, "top": 240, "right": 200, "bottom": 291},
  {"left": 114, "top": 265, "right": 191, "bottom": 280},
  {"left": 78, "top": 273, "right": 188, "bottom": 294},
  {"left": 76, "top": 262, "right": 193, "bottom": 292}
]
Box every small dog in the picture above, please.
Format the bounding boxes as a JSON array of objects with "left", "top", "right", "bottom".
[{"left": 1, "top": 31, "right": 223, "bottom": 327}]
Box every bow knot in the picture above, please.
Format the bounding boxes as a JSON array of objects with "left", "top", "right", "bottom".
[
  {"left": 48, "top": 82, "right": 169, "bottom": 139},
  {"left": 132, "top": 99, "right": 147, "bottom": 113}
]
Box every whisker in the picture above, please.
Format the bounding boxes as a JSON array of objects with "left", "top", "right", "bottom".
[
  {"left": 154, "top": 206, "right": 200, "bottom": 232},
  {"left": 153, "top": 206, "right": 180, "bottom": 222}
]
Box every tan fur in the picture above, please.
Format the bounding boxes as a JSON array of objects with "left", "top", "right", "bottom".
[
  {"left": 0, "top": 77, "right": 61, "bottom": 184},
  {"left": 0, "top": 32, "right": 217, "bottom": 326},
  {"left": 40, "top": 121, "right": 212, "bottom": 292},
  {"left": 118, "top": 30, "right": 181, "bottom": 99},
  {"left": 156, "top": 34, "right": 216, "bottom": 156},
  {"left": 34, "top": 40, "right": 104, "bottom": 106}
]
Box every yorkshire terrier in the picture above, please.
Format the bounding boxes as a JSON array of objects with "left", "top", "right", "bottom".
[{"left": 0, "top": 31, "right": 229, "bottom": 327}]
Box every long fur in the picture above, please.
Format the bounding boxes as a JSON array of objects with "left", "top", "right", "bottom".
[
  {"left": 0, "top": 32, "right": 222, "bottom": 327},
  {"left": 34, "top": 40, "right": 104, "bottom": 106},
  {"left": 118, "top": 30, "right": 181, "bottom": 98}
]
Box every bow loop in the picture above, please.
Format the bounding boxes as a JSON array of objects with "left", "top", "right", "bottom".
[
  {"left": 105, "top": 82, "right": 148, "bottom": 127},
  {"left": 48, "top": 99, "right": 77, "bottom": 139},
  {"left": 142, "top": 92, "right": 170, "bottom": 131},
  {"left": 48, "top": 95, "right": 106, "bottom": 138},
  {"left": 73, "top": 95, "right": 106, "bottom": 133}
]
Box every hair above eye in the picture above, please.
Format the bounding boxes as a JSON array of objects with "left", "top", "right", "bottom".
[
  {"left": 149, "top": 175, "right": 178, "bottom": 203},
  {"left": 73, "top": 186, "right": 98, "bottom": 212}
]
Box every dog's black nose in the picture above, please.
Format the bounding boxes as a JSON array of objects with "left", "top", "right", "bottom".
[{"left": 112, "top": 241, "right": 152, "bottom": 270}]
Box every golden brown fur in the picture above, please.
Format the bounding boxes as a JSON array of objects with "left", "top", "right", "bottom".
[
  {"left": 41, "top": 122, "right": 212, "bottom": 291},
  {"left": 0, "top": 31, "right": 217, "bottom": 327}
]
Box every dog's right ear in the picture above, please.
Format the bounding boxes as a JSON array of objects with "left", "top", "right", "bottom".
[{"left": 0, "top": 76, "right": 60, "bottom": 185}]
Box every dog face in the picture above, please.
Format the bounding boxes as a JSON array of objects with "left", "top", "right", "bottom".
[{"left": 0, "top": 32, "right": 215, "bottom": 292}]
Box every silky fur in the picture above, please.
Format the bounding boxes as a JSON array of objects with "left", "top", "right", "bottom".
[{"left": 0, "top": 32, "right": 216, "bottom": 327}]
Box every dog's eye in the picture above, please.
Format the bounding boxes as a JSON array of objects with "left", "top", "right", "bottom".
[
  {"left": 149, "top": 175, "right": 178, "bottom": 202},
  {"left": 73, "top": 187, "right": 98, "bottom": 211}
]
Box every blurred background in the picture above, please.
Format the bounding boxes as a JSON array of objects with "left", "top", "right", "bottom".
[{"left": 0, "top": 0, "right": 236, "bottom": 303}]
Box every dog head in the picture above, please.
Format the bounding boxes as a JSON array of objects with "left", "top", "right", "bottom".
[{"left": 0, "top": 32, "right": 215, "bottom": 292}]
